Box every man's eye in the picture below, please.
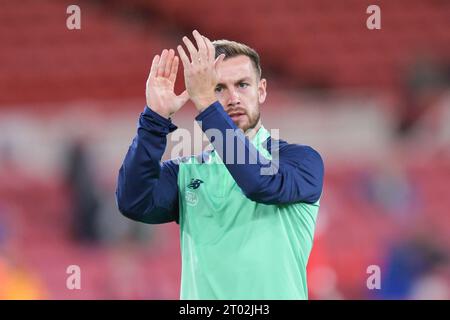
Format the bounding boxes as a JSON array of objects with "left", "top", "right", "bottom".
[
  {"left": 239, "top": 83, "right": 249, "bottom": 88},
  {"left": 215, "top": 87, "right": 223, "bottom": 92}
]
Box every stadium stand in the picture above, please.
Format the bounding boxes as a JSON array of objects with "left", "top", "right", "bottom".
[{"left": 0, "top": 0, "right": 448, "bottom": 299}]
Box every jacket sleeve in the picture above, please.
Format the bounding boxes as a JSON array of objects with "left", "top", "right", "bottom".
[
  {"left": 115, "top": 106, "right": 180, "bottom": 224},
  {"left": 195, "top": 101, "right": 324, "bottom": 205}
]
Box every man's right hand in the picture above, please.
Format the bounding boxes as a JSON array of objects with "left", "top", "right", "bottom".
[{"left": 146, "top": 49, "right": 189, "bottom": 119}]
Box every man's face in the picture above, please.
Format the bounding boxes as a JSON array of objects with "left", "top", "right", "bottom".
[{"left": 214, "top": 55, "right": 267, "bottom": 132}]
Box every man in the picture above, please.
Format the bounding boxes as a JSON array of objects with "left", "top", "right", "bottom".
[{"left": 116, "top": 30, "right": 324, "bottom": 299}]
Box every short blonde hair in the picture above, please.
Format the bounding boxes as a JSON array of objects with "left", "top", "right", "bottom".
[{"left": 212, "top": 39, "right": 262, "bottom": 79}]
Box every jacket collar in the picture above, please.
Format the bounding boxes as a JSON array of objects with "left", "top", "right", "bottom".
[{"left": 205, "top": 125, "right": 271, "bottom": 162}]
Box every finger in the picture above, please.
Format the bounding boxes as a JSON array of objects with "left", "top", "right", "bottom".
[
  {"left": 174, "top": 90, "right": 190, "bottom": 112},
  {"left": 178, "top": 90, "right": 190, "bottom": 104},
  {"left": 164, "top": 49, "right": 175, "bottom": 78},
  {"left": 149, "top": 54, "right": 160, "bottom": 79},
  {"left": 169, "top": 56, "right": 179, "bottom": 83},
  {"left": 177, "top": 45, "right": 190, "bottom": 69},
  {"left": 182, "top": 36, "right": 198, "bottom": 63},
  {"left": 203, "top": 35, "right": 215, "bottom": 62},
  {"left": 193, "top": 30, "right": 207, "bottom": 61},
  {"left": 157, "top": 49, "right": 168, "bottom": 77},
  {"left": 214, "top": 53, "right": 226, "bottom": 69}
]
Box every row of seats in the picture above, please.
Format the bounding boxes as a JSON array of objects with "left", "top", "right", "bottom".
[
  {"left": 1, "top": 157, "right": 448, "bottom": 298},
  {"left": 1, "top": 0, "right": 449, "bottom": 107}
]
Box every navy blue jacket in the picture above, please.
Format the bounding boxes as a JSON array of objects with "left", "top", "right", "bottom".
[{"left": 116, "top": 101, "right": 324, "bottom": 224}]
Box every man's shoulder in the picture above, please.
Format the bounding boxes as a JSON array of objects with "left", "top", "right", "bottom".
[{"left": 264, "top": 137, "right": 322, "bottom": 160}]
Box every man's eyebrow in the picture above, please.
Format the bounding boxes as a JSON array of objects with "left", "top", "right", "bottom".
[{"left": 216, "top": 77, "right": 253, "bottom": 86}]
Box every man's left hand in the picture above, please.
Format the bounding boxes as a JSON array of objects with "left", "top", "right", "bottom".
[{"left": 177, "top": 30, "right": 225, "bottom": 112}]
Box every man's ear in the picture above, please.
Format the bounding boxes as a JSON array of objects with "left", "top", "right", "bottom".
[{"left": 258, "top": 78, "right": 267, "bottom": 104}]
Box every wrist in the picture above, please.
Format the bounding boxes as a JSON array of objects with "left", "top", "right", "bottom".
[
  {"left": 193, "top": 96, "right": 217, "bottom": 112},
  {"left": 148, "top": 105, "right": 171, "bottom": 119}
]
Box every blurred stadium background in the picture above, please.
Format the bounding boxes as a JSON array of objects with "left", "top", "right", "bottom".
[{"left": 0, "top": 0, "right": 449, "bottom": 299}]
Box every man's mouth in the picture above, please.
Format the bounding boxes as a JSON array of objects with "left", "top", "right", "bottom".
[{"left": 228, "top": 112, "right": 246, "bottom": 120}]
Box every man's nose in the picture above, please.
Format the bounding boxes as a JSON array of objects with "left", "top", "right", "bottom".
[{"left": 227, "top": 89, "right": 240, "bottom": 107}]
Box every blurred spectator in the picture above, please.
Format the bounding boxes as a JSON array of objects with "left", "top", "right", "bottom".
[
  {"left": 358, "top": 152, "right": 422, "bottom": 221},
  {"left": 65, "top": 139, "right": 101, "bottom": 244},
  {"left": 0, "top": 257, "right": 48, "bottom": 300},
  {"left": 63, "top": 139, "right": 155, "bottom": 247},
  {"left": 374, "top": 232, "right": 448, "bottom": 300},
  {"left": 396, "top": 55, "right": 450, "bottom": 140},
  {"left": 96, "top": 185, "right": 155, "bottom": 246},
  {"left": 410, "top": 264, "right": 450, "bottom": 300},
  {"left": 0, "top": 202, "right": 48, "bottom": 299}
]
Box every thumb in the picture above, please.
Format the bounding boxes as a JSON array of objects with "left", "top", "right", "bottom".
[
  {"left": 178, "top": 90, "right": 190, "bottom": 104},
  {"left": 214, "top": 54, "right": 226, "bottom": 69}
]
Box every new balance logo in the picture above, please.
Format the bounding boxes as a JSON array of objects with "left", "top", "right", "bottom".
[{"left": 188, "top": 179, "right": 203, "bottom": 190}]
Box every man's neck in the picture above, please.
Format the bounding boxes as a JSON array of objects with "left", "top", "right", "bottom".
[{"left": 244, "top": 121, "right": 262, "bottom": 141}]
